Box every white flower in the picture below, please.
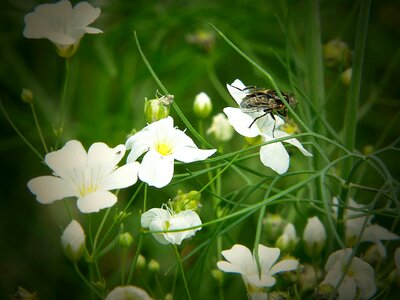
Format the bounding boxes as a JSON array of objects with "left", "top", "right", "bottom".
[
  {"left": 224, "top": 79, "right": 312, "bottom": 174},
  {"left": 105, "top": 285, "right": 153, "bottom": 300},
  {"left": 23, "top": 0, "right": 102, "bottom": 57},
  {"left": 141, "top": 205, "right": 202, "bottom": 245},
  {"left": 320, "top": 248, "right": 376, "bottom": 300},
  {"left": 275, "top": 223, "right": 299, "bottom": 253},
  {"left": 61, "top": 219, "right": 85, "bottom": 261},
  {"left": 125, "top": 116, "right": 216, "bottom": 188},
  {"left": 217, "top": 244, "right": 298, "bottom": 294},
  {"left": 193, "top": 92, "right": 212, "bottom": 118},
  {"left": 303, "top": 216, "right": 326, "bottom": 256},
  {"left": 333, "top": 197, "right": 400, "bottom": 257},
  {"left": 28, "top": 140, "right": 140, "bottom": 213},
  {"left": 207, "top": 113, "right": 234, "bottom": 142}
]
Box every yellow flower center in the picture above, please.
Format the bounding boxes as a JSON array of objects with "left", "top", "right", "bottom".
[
  {"left": 156, "top": 142, "right": 173, "bottom": 156},
  {"left": 79, "top": 185, "right": 97, "bottom": 197}
]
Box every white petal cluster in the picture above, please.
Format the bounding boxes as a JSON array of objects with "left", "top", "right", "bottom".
[
  {"left": 217, "top": 244, "right": 298, "bottom": 296},
  {"left": 333, "top": 197, "right": 399, "bottom": 256},
  {"left": 320, "top": 248, "right": 376, "bottom": 300},
  {"left": 141, "top": 205, "right": 202, "bottom": 245},
  {"left": 23, "top": 0, "right": 102, "bottom": 56},
  {"left": 126, "top": 116, "right": 216, "bottom": 188},
  {"left": 28, "top": 140, "right": 140, "bottom": 213},
  {"left": 224, "top": 79, "right": 312, "bottom": 174}
]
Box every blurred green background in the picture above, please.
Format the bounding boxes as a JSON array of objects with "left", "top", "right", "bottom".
[{"left": 1, "top": 0, "right": 399, "bottom": 299}]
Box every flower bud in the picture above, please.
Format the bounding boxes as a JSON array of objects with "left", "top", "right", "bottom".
[
  {"left": 323, "top": 39, "right": 351, "bottom": 68},
  {"left": 105, "top": 286, "right": 152, "bottom": 300},
  {"left": 193, "top": 92, "right": 212, "bottom": 119},
  {"left": 207, "top": 113, "right": 234, "bottom": 142},
  {"left": 144, "top": 95, "right": 173, "bottom": 124},
  {"left": 21, "top": 88, "right": 34, "bottom": 104},
  {"left": 341, "top": 67, "right": 352, "bottom": 86},
  {"left": 171, "top": 190, "right": 201, "bottom": 212},
  {"left": 148, "top": 259, "right": 160, "bottom": 273},
  {"left": 263, "top": 214, "right": 285, "bottom": 242},
  {"left": 315, "top": 283, "right": 336, "bottom": 299},
  {"left": 275, "top": 223, "right": 298, "bottom": 253},
  {"left": 211, "top": 269, "right": 224, "bottom": 285},
  {"left": 164, "top": 293, "right": 174, "bottom": 300},
  {"left": 12, "top": 286, "right": 38, "bottom": 300},
  {"left": 303, "top": 216, "right": 326, "bottom": 256},
  {"left": 61, "top": 220, "right": 85, "bottom": 262},
  {"left": 137, "top": 254, "right": 146, "bottom": 269},
  {"left": 119, "top": 232, "right": 134, "bottom": 248},
  {"left": 55, "top": 43, "right": 80, "bottom": 58},
  {"left": 186, "top": 30, "right": 216, "bottom": 53}
]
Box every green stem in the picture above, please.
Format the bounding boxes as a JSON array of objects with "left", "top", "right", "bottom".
[
  {"left": 0, "top": 99, "right": 43, "bottom": 160},
  {"left": 127, "top": 233, "right": 143, "bottom": 284},
  {"left": 342, "top": 0, "right": 371, "bottom": 177},
  {"left": 173, "top": 244, "right": 192, "bottom": 300},
  {"left": 55, "top": 58, "right": 70, "bottom": 148},
  {"left": 73, "top": 263, "right": 102, "bottom": 299},
  {"left": 30, "top": 102, "right": 48, "bottom": 153}
]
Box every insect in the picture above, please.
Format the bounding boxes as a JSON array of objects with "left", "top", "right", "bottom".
[{"left": 238, "top": 86, "right": 297, "bottom": 133}]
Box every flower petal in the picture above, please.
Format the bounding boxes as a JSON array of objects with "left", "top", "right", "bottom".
[
  {"left": 45, "top": 140, "right": 87, "bottom": 178},
  {"left": 217, "top": 261, "right": 243, "bottom": 274},
  {"left": 139, "top": 150, "right": 174, "bottom": 188},
  {"left": 337, "top": 277, "right": 357, "bottom": 300},
  {"left": 125, "top": 129, "right": 152, "bottom": 163},
  {"left": 76, "top": 190, "right": 117, "bottom": 213},
  {"left": 72, "top": 2, "right": 101, "bottom": 28},
  {"left": 221, "top": 244, "right": 254, "bottom": 274},
  {"left": 274, "top": 130, "right": 313, "bottom": 156},
  {"left": 246, "top": 273, "right": 276, "bottom": 288},
  {"left": 223, "top": 107, "right": 260, "bottom": 137},
  {"left": 27, "top": 175, "right": 76, "bottom": 204},
  {"left": 352, "top": 258, "right": 376, "bottom": 299},
  {"left": 87, "top": 143, "right": 125, "bottom": 172},
  {"left": 259, "top": 136, "right": 289, "bottom": 174},
  {"left": 102, "top": 162, "right": 140, "bottom": 190},
  {"left": 226, "top": 79, "right": 248, "bottom": 105},
  {"left": 269, "top": 259, "right": 299, "bottom": 275},
  {"left": 141, "top": 208, "right": 170, "bottom": 228},
  {"left": 257, "top": 245, "right": 280, "bottom": 273},
  {"left": 165, "top": 215, "right": 192, "bottom": 245},
  {"left": 174, "top": 146, "right": 216, "bottom": 163}
]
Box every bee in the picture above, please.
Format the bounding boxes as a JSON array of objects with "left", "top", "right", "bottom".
[{"left": 238, "top": 86, "right": 297, "bottom": 132}]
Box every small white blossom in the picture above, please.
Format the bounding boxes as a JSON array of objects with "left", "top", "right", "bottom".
[
  {"left": 125, "top": 116, "right": 216, "bottom": 188},
  {"left": 224, "top": 79, "right": 312, "bottom": 174},
  {"left": 303, "top": 216, "right": 326, "bottom": 256},
  {"left": 207, "top": 113, "right": 234, "bottom": 142},
  {"left": 333, "top": 197, "right": 399, "bottom": 256},
  {"left": 320, "top": 248, "right": 376, "bottom": 300},
  {"left": 28, "top": 140, "right": 140, "bottom": 213},
  {"left": 61, "top": 220, "right": 85, "bottom": 262},
  {"left": 105, "top": 285, "right": 153, "bottom": 300},
  {"left": 217, "top": 244, "right": 298, "bottom": 297},
  {"left": 141, "top": 205, "right": 202, "bottom": 245},
  {"left": 23, "top": 0, "right": 102, "bottom": 57}
]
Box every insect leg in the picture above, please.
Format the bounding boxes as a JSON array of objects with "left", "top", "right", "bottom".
[
  {"left": 270, "top": 113, "right": 277, "bottom": 138},
  {"left": 248, "top": 109, "right": 271, "bottom": 128}
]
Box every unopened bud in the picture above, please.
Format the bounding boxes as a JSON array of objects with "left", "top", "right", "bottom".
[
  {"left": 137, "top": 254, "right": 146, "bottom": 269},
  {"left": 193, "top": 92, "right": 212, "bottom": 119},
  {"left": 275, "top": 223, "right": 298, "bottom": 253},
  {"left": 144, "top": 94, "right": 173, "bottom": 124},
  {"left": 341, "top": 67, "right": 352, "bottom": 86},
  {"left": 211, "top": 269, "right": 224, "bottom": 285},
  {"left": 21, "top": 88, "right": 34, "bottom": 104},
  {"left": 263, "top": 214, "right": 285, "bottom": 242},
  {"left": 303, "top": 216, "right": 326, "bottom": 256},
  {"left": 61, "top": 220, "right": 85, "bottom": 262},
  {"left": 148, "top": 259, "right": 160, "bottom": 272},
  {"left": 207, "top": 113, "right": 234, "bottom": 142},
  {"left": 323, "top": 39, "right": 351, "bottom": 68},
  {"left": 119, "top": 232, "right": 134, "bottom": 248}
]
